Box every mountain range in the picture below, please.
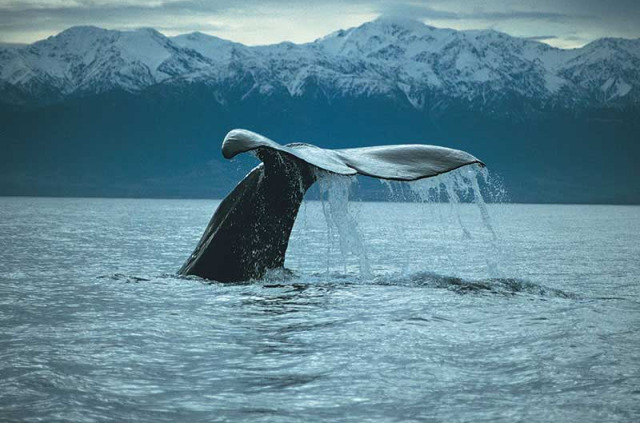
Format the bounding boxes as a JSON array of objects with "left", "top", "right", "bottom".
[{"left": 1, "top": 17, "right": 639, "bottom": 202}]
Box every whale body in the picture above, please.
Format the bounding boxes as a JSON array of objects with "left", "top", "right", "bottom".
[{"left": 179, "top": 129, "right": 483, "bottom": 282}]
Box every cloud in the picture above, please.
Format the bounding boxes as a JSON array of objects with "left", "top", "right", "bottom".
[
  {"left": 0, "top": 0, "right": 379, "bottom": 44},
  {"left": 375, "top": 2, "right": 577, "bottom": 22},
  {"left": 0, "top": 0, "right": 638, "bottom": 47},
  {"left": 524, "top": 35, "right": 559, "bottom": 41},
  {"left": 370, "top": 0, "right": 639, "bottom": 47},
  {"left": 0, "top": 1, "right": 235, "bottom": 38}
]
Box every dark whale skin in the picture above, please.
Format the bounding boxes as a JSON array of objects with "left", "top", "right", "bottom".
[{"left": 178, "top": 149, "right": 316, "bottom": 282}]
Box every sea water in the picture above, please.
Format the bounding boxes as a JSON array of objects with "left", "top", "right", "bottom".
[{"left": 0, "top": 193, "right": 639, "bottom": 422}]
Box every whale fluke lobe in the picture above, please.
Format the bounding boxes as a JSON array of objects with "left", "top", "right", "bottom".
[{"left": 179, "top": 129, "right": 484, "bottom": 282}]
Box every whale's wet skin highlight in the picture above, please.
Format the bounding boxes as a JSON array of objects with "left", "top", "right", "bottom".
[{"left": 1, "top": 195, "right": 639, "bottom": 422}]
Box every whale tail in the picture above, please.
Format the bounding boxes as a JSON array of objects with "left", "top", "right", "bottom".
[{"left": 179, "top": 129, "right": 483, "bottom": 282}]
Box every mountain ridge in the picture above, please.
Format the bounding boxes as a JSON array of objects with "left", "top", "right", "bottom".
[{"left": 1, "top": 17, "right": 639, "bottom": 109}]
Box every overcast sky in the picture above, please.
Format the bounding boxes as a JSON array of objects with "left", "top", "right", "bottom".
[{"left": 1, "top": 0, "right": 639, "bottom": 48}]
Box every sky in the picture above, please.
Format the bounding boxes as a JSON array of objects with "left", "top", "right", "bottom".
[{"left": 0, "top": 0, "right": 639, "bottom": 49}]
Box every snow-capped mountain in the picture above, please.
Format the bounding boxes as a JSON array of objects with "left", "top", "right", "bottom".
[
  {"left": 1, "top": 17, "right": 639, "bottom": 109},
  {"left": 0, "top": 26, "right": 212, "bottom": 101}
]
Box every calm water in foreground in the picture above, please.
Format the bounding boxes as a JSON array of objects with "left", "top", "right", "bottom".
[{"left": 0, "top": 197, "right": 639, "bottom": 422}]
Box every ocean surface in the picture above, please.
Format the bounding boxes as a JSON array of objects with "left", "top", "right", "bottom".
[{"left": 1, "top": 196, "right": 639, "bottom": 422}]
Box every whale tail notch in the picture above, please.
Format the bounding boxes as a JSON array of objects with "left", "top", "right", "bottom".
[{"left": 179, "top": 129, "right": 484, "bottom": 282}]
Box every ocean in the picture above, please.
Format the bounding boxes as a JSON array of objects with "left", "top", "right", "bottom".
[{"left": 1, "top": 196, "right": 638, "bottom": 422}]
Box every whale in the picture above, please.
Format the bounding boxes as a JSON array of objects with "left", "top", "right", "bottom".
[{"left": 179, "top": 129, "right": 484, "bottom": 282}]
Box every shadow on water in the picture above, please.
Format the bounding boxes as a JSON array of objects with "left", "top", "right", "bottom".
[
  {"left": 373, "top": 271, "right": 579, "bottom": 299},
  {"left": 96, "top": 273, "right": 151, "bottom": 283},
  {"left": 97, "top": 269, "right": 578, "bottom": 299}
]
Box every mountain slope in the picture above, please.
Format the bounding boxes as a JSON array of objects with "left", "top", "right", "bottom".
[{"left": 1, "top": 18, "right": 639, "bottom": 108}]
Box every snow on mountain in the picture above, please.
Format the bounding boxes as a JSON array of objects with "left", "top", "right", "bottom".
[
  {"left": 171, "top": 31, "right": 247, "bottom": 62},
  {"left": 557, "top": 38, "right": 640, "bottom": 103},
  {"left": 0, "top": 26, "right": 211, "bottom": 99},
  {"left": 311, "top": 18, "right": 581, "bottom": 105},
  {"left": 1, "top": 18, "right": 639, "bottom": 108}
]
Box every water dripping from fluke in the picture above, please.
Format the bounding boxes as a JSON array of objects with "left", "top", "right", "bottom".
[
  {"left": 287, "top": 164, "right": 508, "bottom": 284},
  {"left": 371, "top": 165, "right": 506, "bottom": 278},
  {"left": 316, "top": 171, "right": 372, "bottom": 280}
]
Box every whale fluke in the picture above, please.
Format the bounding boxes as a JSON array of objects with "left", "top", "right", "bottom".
[{"left": 179, "top": 129, "right": 483, "bottom": 282}]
